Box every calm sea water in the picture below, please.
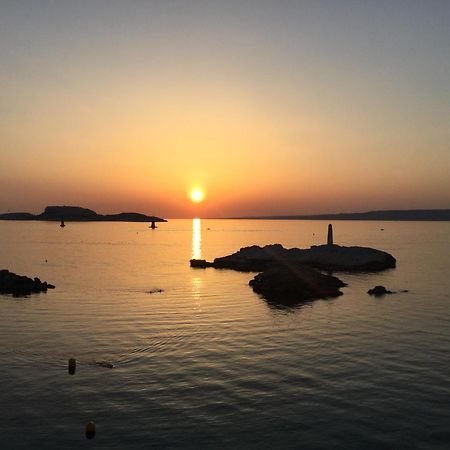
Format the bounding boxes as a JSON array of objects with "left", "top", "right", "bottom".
[{"left": 0, "top": 219, "right": 449, "bottom": 450}]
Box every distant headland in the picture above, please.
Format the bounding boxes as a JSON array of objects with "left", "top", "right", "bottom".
[
  {"left": 228, "top": 209, "right": 450, "bottom": 221},
  {"left": 0, "top": 206, "right": 167, "bottom": 223}
]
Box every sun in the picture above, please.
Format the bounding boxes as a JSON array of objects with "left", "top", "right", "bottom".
[{"left": 189, "top": 188, "right": 205, "bottom": 203}]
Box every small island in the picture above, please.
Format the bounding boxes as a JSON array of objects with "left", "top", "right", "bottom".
[
  {"left": 0, "top": 270, "right": 55, "bottom": 297},
  {"left": 0, "top": 206, "right": 167, "bottom": 223},
  {"left": 191, "top": 224, "right": 396, "bottom": 306}
]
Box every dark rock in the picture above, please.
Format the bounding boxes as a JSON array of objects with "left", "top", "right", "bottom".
[
  {"left": 95, "top": 361, "right": 114, "bottom": 369},
  {"left": 189, "top": 237, "right": 397, "bottom": 306},
  {"left": 190, "top": 259, "right": 214, "bottom": 268},
  {"left": 195, "top": 243, "right": 396, "bottom": 272},
  {"left": 367, "top": 285, "right": 393, "bottom": 296},
  {"left": 146, "top": 288, "right": 164, "bottom": 294},
  {"left": 249, "top": 264, "right": 346, "bottom": 305},
  {"left": 0, "top": 269, "right": 55, "bottom": 297}
]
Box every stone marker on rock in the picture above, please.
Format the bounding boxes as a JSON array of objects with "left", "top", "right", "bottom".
[{"left": 327, "top": 224, "right": 333, "bottom": 246}]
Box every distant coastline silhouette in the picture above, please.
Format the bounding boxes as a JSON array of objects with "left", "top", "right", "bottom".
[
  {"left": 0, "top": 205, "right": 167, "bottom": 223},
  {"left": 228, "top": 209, "right": 450, "bottom": 221}
]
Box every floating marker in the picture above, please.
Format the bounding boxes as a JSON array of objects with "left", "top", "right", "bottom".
[
  {"left": 68, "top": 358, "right": 76, "bottom": 375},
  {"left": 85, "top": 421, "right": 96, "bottom": 439}
]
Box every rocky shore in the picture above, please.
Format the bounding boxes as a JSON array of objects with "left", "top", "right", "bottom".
[
  {"left": 0, "top": 270, "right": 55, "bottom": 297},
  {"left": 192, "top": 242, "right": 395, "bottom": 272},
  {"left": 190, "top": 225, "right": 396, "bottom": 306}
]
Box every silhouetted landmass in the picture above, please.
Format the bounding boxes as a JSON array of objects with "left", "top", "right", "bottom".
[
  {"left": 249, "top": 264, "right": 346, "bottom": 305},
  {"left": 0, "top": 269, "right": 55, "bottom": 297},
  {"left": 0, "top": 212, "right": 36, "bottom": 220},
  {"left": 190, "top": 224, "right": 396, "bottom": 306},
  {"left": 231, "top": 209, "right": 450, "bottom": 221},
  {"left": 191, "top": 243, "right": 396, "bottom": 272},
  {"left": 0, "top": 206, "right": 167, "bottom": 223}
]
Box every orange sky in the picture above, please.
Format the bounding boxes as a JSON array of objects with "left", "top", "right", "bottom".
[{"left": 1, "top": 2, "right": 449, "bottom": 218}]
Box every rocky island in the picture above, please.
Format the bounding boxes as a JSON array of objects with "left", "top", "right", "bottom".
[
  {"left": 0, "top": 206, "right": 167, "bottom": 223},
  {"left": 191, "top": 224, "right": 396, "bottom": 306},
  {"left": 249, "top": 264, "right": 347, "bottom": 305},
  {"left": 0, "top": 270, "right": 55, "bottom": 297},
  {"left": 192, "top": 242, "right": 395, "bottom": 272}
]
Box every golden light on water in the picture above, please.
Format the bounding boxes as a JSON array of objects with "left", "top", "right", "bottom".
[
  {"left": 189, "top": 188, "right": 205, "bottom": 203},
  {"left": 192, "top": 218, "right": 201, "bottom": 259}
]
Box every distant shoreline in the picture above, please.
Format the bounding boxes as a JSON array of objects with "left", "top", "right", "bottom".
[
  {"left": 0, "top": 205, "right": 167, "bottom": 223},
  {"left": 220, "top": 209, "right": 450, "bottom": 221}
]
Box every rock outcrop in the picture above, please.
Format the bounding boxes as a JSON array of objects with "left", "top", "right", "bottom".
[
  {"left": 367, "top": 285, "right": 409, "bottom": 296},
  {"left": 367, "top": 285, "right": 393, "bottom": 296},
  {"left": 0, "top": 269, "right": 55, "bottom": 297},
  {"left": 249, "top": 264, "right": 346, "bottom": 305},
  {"left": 191, "top": 242, "right": 396, "bottom": 273},
  {"left": 189, "top": 225, "right": 396, "bottom": 306}
]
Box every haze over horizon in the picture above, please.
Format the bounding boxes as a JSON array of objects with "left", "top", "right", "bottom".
[{"left": 1, "top": 1, "right": 449, "bottom": 218}]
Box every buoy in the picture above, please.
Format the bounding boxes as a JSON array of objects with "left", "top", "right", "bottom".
[
  {"left": 68, "top": 358, "right": 76, "bottom": 375},
  {"left": 85, "top": 421, "right": 96, "bottom": 439},
  {"left": 150, "top": 221, "right": 156, "bottom": 229},
  {"left": 60, "top": 220, "right": 65, "bottom": 228}
]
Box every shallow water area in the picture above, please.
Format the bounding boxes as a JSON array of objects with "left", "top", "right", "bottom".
[{"left": 0, "top": 219, "right": 449, "bottom": 449}]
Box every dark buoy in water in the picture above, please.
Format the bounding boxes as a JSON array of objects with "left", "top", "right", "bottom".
[
  {"left": 68, "top": 358, "right": 76, "bottom": 375},
  {"left": 60, "top": 220, "right": 65, "bottom": 228},
  {"left": 85, "top": 421, "right": 96, "bottom": 439},
  {"left": 150, "top": 221, "right": 156, "bottom": 229}
]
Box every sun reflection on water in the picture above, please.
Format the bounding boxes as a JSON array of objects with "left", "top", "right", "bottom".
[{"left": 192, "top": 218, "right": 201, "bottom": 259}]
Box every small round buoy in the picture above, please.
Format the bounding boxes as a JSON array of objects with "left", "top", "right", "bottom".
[
  {"left": 85, "top": 421, "right": 96, "bottom": 439},
  {"left": 68, "top": 358, "right": 76, "bottom": 375}
]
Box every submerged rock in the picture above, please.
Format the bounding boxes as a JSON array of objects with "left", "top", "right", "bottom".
[
  {"left": 249, "top": 264, "right": 346, "bottom": 305},
  {"left": 95, "top": 361, "right": 114, "bottom": 369},
  {"left": 0, "top": 269, "right": 55, "bottom": 297},
  {"left": 146, "top": 288, "right": 164, "bottom": 294},
  {"left": 190, "top": 259, "right": 213, "bottom": 268},
  {"left": 367, "top": 285, "right": 393, "bottom": 296}
]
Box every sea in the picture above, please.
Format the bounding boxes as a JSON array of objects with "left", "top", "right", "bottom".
[{"left": 0, "top": 219, "right": 449, "bottom": 450}]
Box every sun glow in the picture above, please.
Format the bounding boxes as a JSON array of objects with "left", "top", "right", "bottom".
[{"left": 189, "top": 188, "right": 205, "bottom": 203}]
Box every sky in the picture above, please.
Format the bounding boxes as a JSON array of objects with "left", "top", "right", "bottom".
[{"left": 0, "top": 0, "right": 449, "bottom": 218}]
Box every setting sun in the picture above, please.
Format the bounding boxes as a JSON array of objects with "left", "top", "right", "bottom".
[{"left": 189, "top": 188, "right": 205, "bottom": 203}]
